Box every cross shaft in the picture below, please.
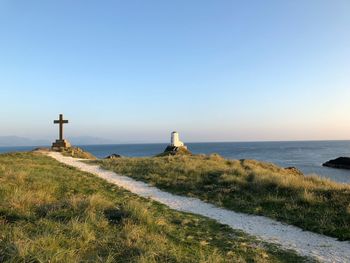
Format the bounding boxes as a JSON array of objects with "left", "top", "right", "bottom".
[{"left": 54, "top": 114, "right": 69, "bottom": 140}]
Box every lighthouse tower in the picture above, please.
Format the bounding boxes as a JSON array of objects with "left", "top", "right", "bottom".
[
  {"left": 161, "top": 131, "right": 189, "bottom": 155},
  {"left": 171, "top": 131, "right": 184, "bottom": 147}
]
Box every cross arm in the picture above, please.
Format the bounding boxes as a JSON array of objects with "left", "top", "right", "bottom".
[{"left": 54, "top": 120, "right": 69, "bottom": 124}]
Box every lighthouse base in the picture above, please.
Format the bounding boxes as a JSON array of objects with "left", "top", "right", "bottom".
[{"left": 161, "top": 145, "right": 191, "bottom": 156}]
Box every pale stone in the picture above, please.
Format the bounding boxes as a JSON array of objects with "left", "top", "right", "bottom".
[{"left": 171, "top": 131, "right": 185, "bottom": 147}]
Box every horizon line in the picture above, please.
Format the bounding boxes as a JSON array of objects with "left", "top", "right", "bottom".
[{"left": 1, "top": 138, "right": 350, "bottom": 148}]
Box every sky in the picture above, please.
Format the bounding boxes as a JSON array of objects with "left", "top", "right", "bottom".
[{"left": 0, "top": 0, "right": 349, "bottom": 143}]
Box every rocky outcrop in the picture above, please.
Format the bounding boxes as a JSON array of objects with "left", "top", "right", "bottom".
[
  {"left": 105, "top": 154, "right": 122, "bottom": 159},
  {"left": 157, "top": 145, "right": 192, "bottom": 157},
  {"left": 284, "top": 166, "right": 304, "bottom": 176},
  {"left": 60, "top": 147, "right": 97, "bottom": 160},
  {"left": 322, "top": 157, "right": 350, "bottom": 170}
]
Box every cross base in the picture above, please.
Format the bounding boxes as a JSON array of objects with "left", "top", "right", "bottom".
[{"left": 52, "top": 139, "right": 71, "bottom": 150}]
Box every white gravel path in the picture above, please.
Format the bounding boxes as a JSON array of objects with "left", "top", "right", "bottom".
[{"left": 47, "top": 152, "right": 350, "bottom": 263}]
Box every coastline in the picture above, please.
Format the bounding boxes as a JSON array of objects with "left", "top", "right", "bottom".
[{"left": 2, "top": 140, "right": 349, "bottom": 183}]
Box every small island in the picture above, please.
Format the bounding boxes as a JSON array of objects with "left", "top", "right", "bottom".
[{"left": 322, "top": 157, "right": 350, "bottom": 170}]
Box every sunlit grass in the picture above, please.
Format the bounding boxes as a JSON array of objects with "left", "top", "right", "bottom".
[
  {"left": 59, "top": 147, "right": 97, "bottom": 159},
  {"left": 0, "top": 152, "right": 307, "bottom": 262},
  {"left": 98, "top": 154, "right": 350, "bottom": 240}
]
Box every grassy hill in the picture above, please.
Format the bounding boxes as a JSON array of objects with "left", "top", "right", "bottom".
[
  {"left": 0, "top": 152, "right": 307, "bottom": 262},
  {"left": 98, "top": 154, "right": 350, "bottom": 241}
]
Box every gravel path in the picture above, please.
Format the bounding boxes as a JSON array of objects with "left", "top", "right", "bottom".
[{"left": 47, "top": 152, "right": 350, "bottom": 263}]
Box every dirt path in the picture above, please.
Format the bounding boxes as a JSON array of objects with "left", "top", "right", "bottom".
[{"left": 47, "top": 152, "right": 350, "bottom": 263}]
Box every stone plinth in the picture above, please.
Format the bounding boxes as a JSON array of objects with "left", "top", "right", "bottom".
[{"left": 52, "top": 139, "right": 71, "bottom": 150}]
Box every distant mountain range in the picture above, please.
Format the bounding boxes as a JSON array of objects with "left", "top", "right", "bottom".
[
  {"left": 67, "top": 136, "right": 116, "bottom": 145},
  {"left": 0, "top": 136, "right": 116, "bottom": 147},
  {"left": 0, "top": 136, "right": 50, "bottom": 147}
]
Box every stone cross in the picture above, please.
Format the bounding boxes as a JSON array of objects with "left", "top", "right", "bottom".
[{"left": 54, "top": 114, "right": 68, "bottom": 141}]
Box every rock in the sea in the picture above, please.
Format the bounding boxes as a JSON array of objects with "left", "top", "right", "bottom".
[
  {"left": 105, "top": 154, "right": 122, "bottom": 159},
  {"left": 323, "top": 157, "right": 350, "bottom": 170}
]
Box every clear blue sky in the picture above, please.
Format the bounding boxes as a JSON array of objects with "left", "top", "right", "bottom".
[{"left": 0, "top": 0, "right": 349, "bottom": 143}]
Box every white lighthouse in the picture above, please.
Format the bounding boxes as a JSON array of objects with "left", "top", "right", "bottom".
[
  {"left": 161, "top": 131, "right": 189, "bottom": 155},
  {"left": 171, "top": 131, "right": 185, "bottom": 148}
]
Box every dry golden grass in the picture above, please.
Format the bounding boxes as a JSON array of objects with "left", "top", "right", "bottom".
[
  {"left": 98, "top": 154, "right": 350, "bottom": 240},
  {"left": 0, "top": 152, "right": 307, "bottom": 262},
  {"left": 57, "top": 147, "right": 97, "bottom": 159}
]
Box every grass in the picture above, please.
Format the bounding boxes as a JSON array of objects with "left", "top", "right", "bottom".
[
  {"left": 56, "top": 147, "right": 97, "bottom": 159},
  {"left": 0, "top": 152, "right": 309, "bottom": 263},
  {"left": 97, "top": 154, "right": 350, "bottom": 241}
]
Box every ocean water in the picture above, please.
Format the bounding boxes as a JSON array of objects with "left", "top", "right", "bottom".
[{"left": 1, "top": 141, "right": 350, "bottom": 184}]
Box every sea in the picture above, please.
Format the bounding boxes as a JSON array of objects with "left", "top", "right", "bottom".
[{"left": 1, "top": 140, "right": 350, "bottom": 184}]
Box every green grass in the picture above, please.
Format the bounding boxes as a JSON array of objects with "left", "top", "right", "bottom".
[
  {"left": 97, "top": 154, "right": 350, "bottom": 241},
  {"left": 0, "top": 152, "right": 308, "bottom": 263}
]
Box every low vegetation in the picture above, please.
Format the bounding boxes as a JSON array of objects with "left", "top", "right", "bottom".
[
  {"left": 60, "top": 147, "right": 97, "bottom": 159},
  {"left": 98, "top": 154, "right": 350, "bottom": 241},
  {"left": 0, "top": 152, "right": 307, "bottom": 262},
  {"left": 39, "top": 146, "right": 97, "bottom": 159}
]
